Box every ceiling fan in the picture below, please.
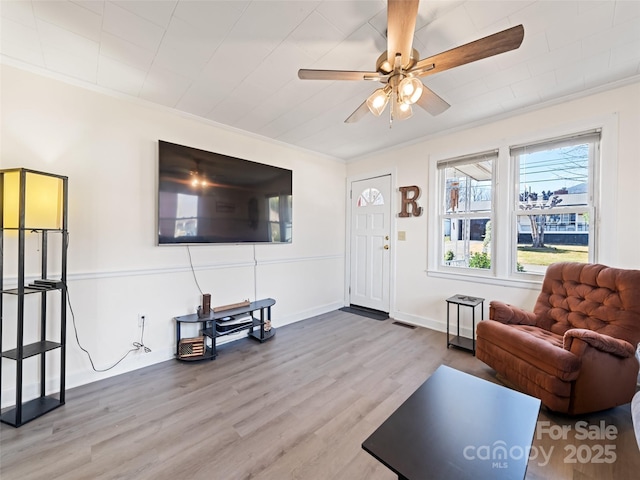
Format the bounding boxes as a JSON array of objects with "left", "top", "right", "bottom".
[{"left": 298, "top": 0, "right": 524, "bottom": 125}]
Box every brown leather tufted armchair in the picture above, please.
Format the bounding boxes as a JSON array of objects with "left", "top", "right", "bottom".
[{"left": 476, "top": 262, "right": 640, "bottom": 415}]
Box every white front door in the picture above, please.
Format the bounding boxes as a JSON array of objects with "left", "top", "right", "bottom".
[{"left": 349, "top": 175, "right": 392, "bottom": 312}]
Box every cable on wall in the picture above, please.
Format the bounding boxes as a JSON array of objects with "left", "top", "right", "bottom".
[
  {"left": 253, "top": 243, "right": 258, "bottom": 301},
  {"left": 186, "top": 245, "right": 204, "bottom": 295},
  {"left": 63, "top": 234, "right": 151, "bottom": 372},
  {"left": 188, "top": 243, "right": 258, "bottom": 303},
  {"left": 66, "top": 283, "right": 151, "bottom": 372}
]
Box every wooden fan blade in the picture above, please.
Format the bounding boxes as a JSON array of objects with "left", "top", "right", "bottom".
[
  {"left": 387, "top": 0, "right": 419, "bottom": 68},
  {"left": 298, "top": 69, "right": 383, "bottom": 81},
  {"left": 411, "top": 24, "right": 525, "bottom": 77},
  {"left": 345, "top": 100, "right": 371, "bottom": 123},
  {"left": 416, "top": 85, "right": 450, "bottom": 116}
]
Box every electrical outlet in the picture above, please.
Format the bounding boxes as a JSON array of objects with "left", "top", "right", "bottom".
[{"left": 138, "top": 314, "right": 146, "bottom": 328}]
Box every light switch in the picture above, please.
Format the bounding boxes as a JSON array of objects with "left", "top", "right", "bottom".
[{"left": 398, "top": 231, "right": 406, "bottom": 241}]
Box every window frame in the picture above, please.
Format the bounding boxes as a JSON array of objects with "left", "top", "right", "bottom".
[
  {"left": 267, "top": 193, "right": 292, "bottom": 243},
  {"left": 509, "top": 130, "right": 600, "bottom": 278},
  {"left": 436, "top": 150, "right": 498, "bottom": 275},
  {"left": 427, "top": 115, "right": 614, "bottom": 287}
]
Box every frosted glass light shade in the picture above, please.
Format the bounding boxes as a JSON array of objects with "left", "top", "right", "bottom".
[
  {"left": 398, "top": 77, "right": 423, "bottom": 105},
  {"left": 1, "top": 169, "right": 65, "bottom": 229},
  {"left": 392, "top": 95, "right": 413, "bottom": 121},
  {"left": 366, "top": 87, "right": 390, "bottom": 116}
]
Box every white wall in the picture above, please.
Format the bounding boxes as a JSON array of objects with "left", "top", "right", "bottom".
[
  {"left": 3, "top": 63, "right": 639, "bottom": 408},
  {"left": 0, "top": 65, "right": 347, "bottom": 406},
  {"left": 347, "top": 81, "right": 640, "bottom": 334}
]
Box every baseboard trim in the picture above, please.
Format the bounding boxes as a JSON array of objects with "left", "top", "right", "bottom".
[{"left": 390, "top": 311, "right": 475, "bottom": 339}]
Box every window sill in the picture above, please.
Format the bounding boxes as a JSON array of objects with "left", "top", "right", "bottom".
[{"left": 426, "top": 269, "right": 543, "bottom": 290}]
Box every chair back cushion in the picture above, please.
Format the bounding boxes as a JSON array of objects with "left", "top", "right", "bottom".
[{"left": 534, "top": 262, "right": 640, "bottom": 346}]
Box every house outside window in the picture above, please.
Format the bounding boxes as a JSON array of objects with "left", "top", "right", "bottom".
[
  {"left": 511, "top": 130, "right": 599, "bottom": 274},
  {"left": 433, "top": 129, "right": 601, "bottom": 279}
]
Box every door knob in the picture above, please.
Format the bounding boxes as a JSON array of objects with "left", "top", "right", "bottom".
[{"left": 384, "top": 245, "right": 389, "bottom": 250}]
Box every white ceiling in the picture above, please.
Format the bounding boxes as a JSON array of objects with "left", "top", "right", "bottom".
[{"left": 2, "top": 0, "right": 639, "bottom": 160}]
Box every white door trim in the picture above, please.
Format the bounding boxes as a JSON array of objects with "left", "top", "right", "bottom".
[{"left": 345, "top": 168, "right": 396, "bottom": 313}]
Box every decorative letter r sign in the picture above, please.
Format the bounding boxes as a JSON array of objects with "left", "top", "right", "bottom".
[{"left": 399, "top": 185, "right": 423, "bottom": 217}]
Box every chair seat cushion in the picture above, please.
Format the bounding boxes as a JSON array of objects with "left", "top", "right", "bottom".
[{"left": 477, "top": 320, "right": 581, "bottom": 381}]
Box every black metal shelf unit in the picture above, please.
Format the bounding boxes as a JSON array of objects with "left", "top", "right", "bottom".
[
  {"left": 174, "top": 298, "right": 276, "bottom": 362},
  {"left": 0, "top": 168, "right": 69, "bottom": 427},
  {"left": 445, "top": 294, "right": 484, "bottom": 355}
]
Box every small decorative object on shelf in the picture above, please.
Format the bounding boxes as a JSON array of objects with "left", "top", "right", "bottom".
[
  {"left": 202, "top": 293, "right": 211, "bottom": 314},
  {"left": 1, "top": 168, "right": 69, "bottom": 427},
  {"left": 213, "top": 299, "right": 250, "bottom": 313},
  {"left": 178, "top": 337, "right": 205, "bottom": 358}
]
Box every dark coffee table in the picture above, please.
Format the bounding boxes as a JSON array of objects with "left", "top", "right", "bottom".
[{"left": 362, "top": 365, "right": 540, "bottom": 480}]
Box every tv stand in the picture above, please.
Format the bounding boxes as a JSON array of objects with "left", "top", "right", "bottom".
[{"left": 174, "top": 298, "right": 275, "bottom": 361}]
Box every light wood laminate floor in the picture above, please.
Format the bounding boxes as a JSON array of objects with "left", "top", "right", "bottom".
[{"left": 1, "top": 310, "right": 639, "bottom": 479}]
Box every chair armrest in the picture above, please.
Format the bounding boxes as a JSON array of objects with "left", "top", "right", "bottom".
[
  {"left": 489, "top": 301, "right": 537, "bottom": 325},
  {"left": 563, "top": 329, "right": 636, "bottom": 358},
  {"left": 631, "top": 392, "right": 640, "bottom": 451}
]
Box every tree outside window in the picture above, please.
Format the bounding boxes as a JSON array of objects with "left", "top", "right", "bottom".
[
  {"left": 512, "top": 131, "right": 599, "bottom": 274},
  {"left": 433, "top": 130, "right": 601, "bottom": 279}
]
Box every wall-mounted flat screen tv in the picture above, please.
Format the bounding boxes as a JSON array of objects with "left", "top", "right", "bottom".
[{"left": 158, "top": 140, "right": 292, "bottom": 245}]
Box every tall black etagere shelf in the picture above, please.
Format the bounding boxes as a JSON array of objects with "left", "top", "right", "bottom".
[{"left": 0, "top": 168, "right": 68, "bottom": 427}]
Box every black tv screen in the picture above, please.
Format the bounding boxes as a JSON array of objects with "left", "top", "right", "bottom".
[{"left": 158, "top": 141, "right": 292, "bottom": 244}]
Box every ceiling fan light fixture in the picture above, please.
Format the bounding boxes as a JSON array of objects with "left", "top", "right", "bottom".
[
  {"left": 398, "top": 77, "right": 423, "bottom": 105},
  {"left": 366, "top": 87, "right": 391, "bottom": 116},
  {"left": 190, "top": 170, "right": 207, "bottom": 188},
  {"left": 298, "top": 0, "right": 525, "bottom": 126},
  {"left": 392, "top": 94, "right": 413, "bottom": 121}
]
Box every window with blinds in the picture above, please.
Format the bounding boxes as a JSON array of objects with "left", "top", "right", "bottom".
[
  {"left": 437, "top": 150, "right": 497, "bottom": 271},
  {"left": 511, "top": 130, "right": 600, "bottom": 274},
  {"left": 433, "top": 130, "right": 601, "bottom": 278}
]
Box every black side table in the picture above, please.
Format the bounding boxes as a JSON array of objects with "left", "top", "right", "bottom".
[{"left": 446, "top": 294, "right": 484, "bottom": 355}]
